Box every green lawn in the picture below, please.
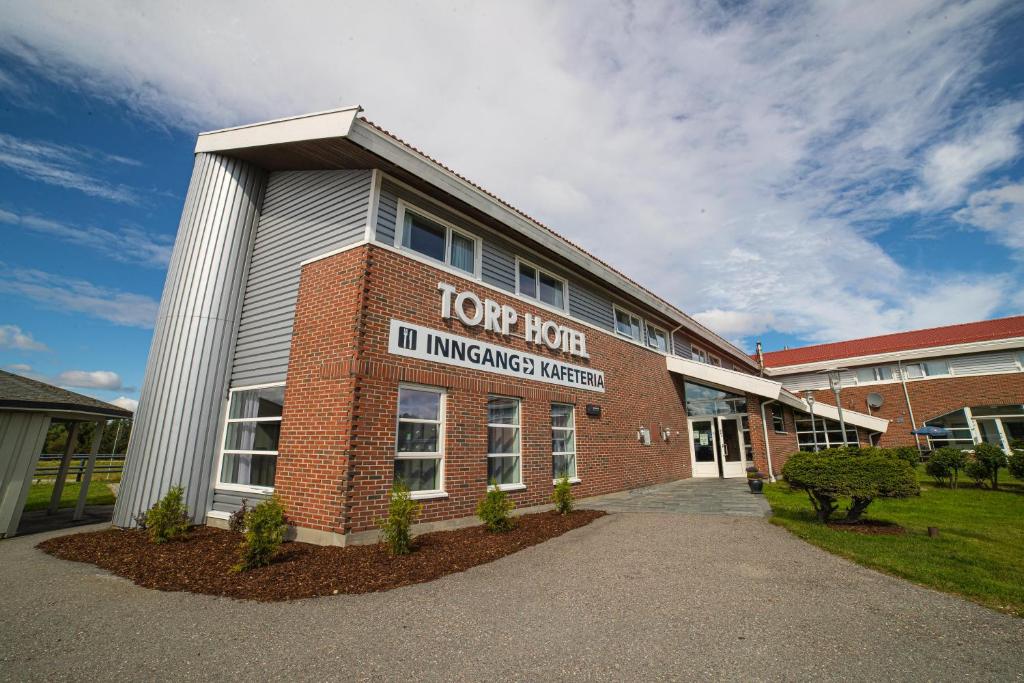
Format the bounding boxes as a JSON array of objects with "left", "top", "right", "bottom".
[
  {"left": 22, "top": 481, "right": 116, "bottom": 512},
  {"left": 765, "top": 466, "right": 1024, "bottom": 616}
]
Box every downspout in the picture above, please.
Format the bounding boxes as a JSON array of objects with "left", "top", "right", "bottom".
[
  {"left": 897, "top": 360, "right": 922, "bottom": 454},
  {"left": 760, "top": 399, "right": 777, "bottom": 482},
  {"left": 669, "top": 323, "right": 684, "bottom": 356}
]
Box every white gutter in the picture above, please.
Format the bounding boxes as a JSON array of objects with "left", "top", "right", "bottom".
[{"left": 760, "top": 399, "right": 777, "bottom": 482}]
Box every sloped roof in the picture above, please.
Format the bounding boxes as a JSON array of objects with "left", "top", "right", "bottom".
[
  {"left": 0, "top": 370, "right": 133, "bottom": 418},
  {"left": 761, "top": 316, "right": 1024, "bottom": 368}
]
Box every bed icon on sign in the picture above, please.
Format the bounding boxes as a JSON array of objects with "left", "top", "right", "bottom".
[{"left": 397, "top": 326, "right": 417, "bottom": 350}]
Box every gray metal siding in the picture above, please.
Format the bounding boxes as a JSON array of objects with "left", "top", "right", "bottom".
[
  {"left": 230, "top": 170, "right": 373, "bottom": 386},
  {"left": 672, "top": 331, "right": 692, "bottom": 359},
  {"left": 114, "top": 153, "right": 267, "bottom": 526},
  {"left": 212, "top": 489, "right": 270, "bottom": 514},
  {"left": 569, "top": 283, "right": 614, "bottom": 331},
  {"left": 481, "top": 239, "right": 516, "bottom": 292},
  {"left": 0, "top": 411, "right": 51, "bottom": 536},
  {"left": 948, "top": 352, "right": 1019, "bottom": 376},
  {"left": 375, "top": 186, "right": 398, "bottom": 245}
]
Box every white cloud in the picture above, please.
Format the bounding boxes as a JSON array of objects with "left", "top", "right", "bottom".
[
  {"left": 0, "top": 209, "right": 173, "bottom": 267},
  {"left": 110, "top": 396, "right": 138, "bottom": 412},
  {"left": 0, "top": 323, "right": 47, "bottom": 351},
  {"left": 56, "top": 369, "right": 123, "bottom": 390},
  {"left": 5, "top": 362, "right": 33, "bottom": 372},
  {"left": 0, "top": 132, "right": 140, "bottom": 203},
  {"left": 0, "top": 263, "right": 159, "bottom": 328},
  {"left": 954, "top": 182, "right": 1024, "bottom": 254},
  {"left": 1, "top": 1, "right": 1020, "bottom": 345}
]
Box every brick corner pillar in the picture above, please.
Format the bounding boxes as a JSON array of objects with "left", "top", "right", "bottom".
[
  {"left": 274, "top": 245, "right": 371, "bottom": 539},
  {"left": 113, "top": 153, "right": 267, "bottom": 526}
]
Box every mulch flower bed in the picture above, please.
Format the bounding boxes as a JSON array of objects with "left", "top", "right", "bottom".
[
  {"left": 826, "top": 519, "right": 906, "bottom": 536},
  {"left": 37, "top": 509, "right": 605, "bottom": 602}
]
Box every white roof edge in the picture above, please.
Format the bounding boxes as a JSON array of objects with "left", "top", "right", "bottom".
[
  {"left": 763, "top": 336, "right": 1024, "bottom": 376},
  {"left": 666, "top": 356, "right": 782, "bottom": 399},
  {"left": 195, "top": 106, "right": 363, "bottom": 153},
  {"left": 806, "top": 401, "right": 889, "bottom": 433}
]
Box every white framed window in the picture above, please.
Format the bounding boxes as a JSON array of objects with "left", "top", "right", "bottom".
[
  {"left": 217, "top": 383, "right": 285, "bottom": 492},
  {"left": 646, "top": 323, "right": 669, "bottom": 352},
  {"left": 516, "top": 258, "right": 566, "bottom": 311},
  {"left": 772, "top": 405, "right": 786, "bottom": 433},
  {"left": 396, "top": 201, "right": 481, "bottom": 277},
  {"left": 855, "top": 365, "right": 895, "bottom": 384},
  {"left": 903, "top": 360, "right": 950, "bottom": 379},
  {"left": 487, "top": 396, "right": 522, "bottom": 489},
  {"left": 551, "top": 403, "right": 577, "bottom": 481},
  {"left": 614, "top": 306, "right": 642, "bottom": 342},
  {"left": 691, "top": 344, "right": 721, "bottom": 366},
  {"left": 395, "top": 385, "right": 446, "bottom": 497}
]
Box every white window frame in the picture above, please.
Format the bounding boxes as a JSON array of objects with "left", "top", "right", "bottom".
[
  {"left": 215, "top": 382, "right": 286, "bottom": 495},
  {"left": 394, "top": 383, "right": 447, "bottom": 500},
  {"left": 771, "top": 405, "right": 787, "bottom": 433},
  {"left": 395, "top": 200, "right": 482, "bottom": 279},
  {"left": 853, "top": 365, "right": 896, "bottom": 385},
  {"left": 645, "top": 322, "right": 669, "bottom": 353},
  {"left": 487, "top": 395, "right": 524, "bottom": 491},
  {"left": 613, "top": 305, "right": 643, "bottom": 344},
  {"left": 551, "top": 402, "right": 579, "bottom": 484},
  {"left": 515, "top": 256, "right": 568, "bottom": 313},
  {"left": 691, "top": 344, "right": 721, "bottom": 366}
]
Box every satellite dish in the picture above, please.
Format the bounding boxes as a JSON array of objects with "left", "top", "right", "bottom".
[{"left": 866, "top": 393, "right": 884, "bottom": 409}]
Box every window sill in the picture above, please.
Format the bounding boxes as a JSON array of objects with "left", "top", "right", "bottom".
[
  {"left": 206, "top": 510, "right": 230, "bottom": 520},
  {"left": 410, "top": 491, "right": 449, "bottom": 501},
  {"left": 774, "top": 431, "right": 788, "bottom": 435},
  {"left": 215, "top": 483, "right": 275, "bottom": 495},
  {"left": 495, "top": 483, "right": 526, "bottom": 492},
  {"left": 552, "top": 477, "right": 582, "bottom": 485}
]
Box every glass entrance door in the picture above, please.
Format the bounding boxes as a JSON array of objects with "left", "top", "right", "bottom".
[
  {"left": 717, "top": 416, "right": 746, "bottom": 478},
  {"left": 690, "top": 419, "right": 719, "bottom": 477}
]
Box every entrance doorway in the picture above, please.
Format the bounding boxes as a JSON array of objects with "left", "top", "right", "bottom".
[{"left": 689, "top": 416, "right": 748, "bottom": 478}]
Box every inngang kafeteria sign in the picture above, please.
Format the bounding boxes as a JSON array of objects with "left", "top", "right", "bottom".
[
  {"left": 388, "top": 320, "right": 605, "bottom": 392},
  {"left": 386, "top": 282, "right": 605, "bottom": 392}
]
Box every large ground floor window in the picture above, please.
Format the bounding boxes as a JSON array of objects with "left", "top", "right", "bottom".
[
  {"left": 795, "top": 413, "right": 858, "bottom": 451},
  {"left": 551, "top": 403, "right": 576, "bottom": 480},
  {"left": 926, "top": 405, "right": 1024, "bottom": 452},
  {"left": 487, "top": 396, "right": 522, "bottom": 488},
  {"left": 395, "top": 385, "right": 445, "bottom": 496},
  {"left": 218, "top": 384, "right": 285, "bottom": 491}
]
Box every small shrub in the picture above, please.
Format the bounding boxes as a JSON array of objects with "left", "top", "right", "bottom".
[
  {"left": 477, "top": 480, "right": 515, "bottom": 532},
  {"left": 235, "top": 495, "right": 287, "bottom": 571},
  {"left": 890, "top": 446, "right": 920, "bottom": 468},
  {"left": 144, "top": 485, "right": 190, "bottom": 543},
  {"left": 377, "top": 481, "right": 422, "bottom": 556},
  {"left": 965, "top": 459, "right": 989, "bottom": 487},
  {"left": 1009, "top": 449, "right": 1024, "bottom": 480},
  {"left": 228, "top": 498, "right": 249, "bottom": 533},
  {"left": 781, "top": 448, "right": 919, "bottom": 523},
  {"left": 972, "top": 443, "right": 1008, "bottom": 490},
  {"left": 926, "top": 447, "right": 967, "bottom": 489},
  {"left": 552, "top": 476, "right": 574, "bottom": 514}
]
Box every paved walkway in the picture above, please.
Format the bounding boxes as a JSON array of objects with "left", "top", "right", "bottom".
[
  {"left": 579, "top": 477, "right": 771, "bottom": 516},
  {"left": 3, "top": 512, "right": 1021, "bottom": 681}
]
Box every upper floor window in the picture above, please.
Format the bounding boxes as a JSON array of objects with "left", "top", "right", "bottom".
[
  {"left": 218, "top": 384, "right": 285, "bottom": 491},
  {"left": 398, "top": 204, "right": 479, "bottom": 276},
  {"left": 646, "top": 323, "right": 669, "bottom": 352},
  {"left": 517, "top": 260, "right": 565, "bottom": 310},
  {"left": 855, "top": 365, "right": 895, "bottom": 383},
  {"left": 614, "top": 306, "right": 642, "bottom": 342},
  {"left": 692, "top": 344, "right": 721, "bottom": 366},
  {"left": 904, "top": 360, "right": 950, "bottom": 379}
]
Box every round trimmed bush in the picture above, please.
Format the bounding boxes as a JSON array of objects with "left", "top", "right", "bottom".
[
  {"left": 971, "top": 443, "right": 1008, "bottom": 490},
  {"left": 926, "top": 447, "right": 967, "bottom": 488},
  {"left": 782, "top": 448, "right": 920, "bottom": 522}
]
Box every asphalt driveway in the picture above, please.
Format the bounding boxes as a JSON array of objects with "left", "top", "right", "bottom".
[{"left": 2, "top": 508, "right": 1022, "bottom": 682}]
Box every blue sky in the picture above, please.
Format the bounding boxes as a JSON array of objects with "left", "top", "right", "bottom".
[{"left": 1, "top": 1, "right": 1023, "bottom": 410}]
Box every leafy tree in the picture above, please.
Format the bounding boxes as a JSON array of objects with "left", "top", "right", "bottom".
[
  {"left": 926, "top": 447, "right": 967, "bottom": 489},
  {"left": 890, "top": 446, "right": 920, "bottom": 468},
  {"left": 1008, "top": 449, "right": 1024, "bottom": 481},
  {"left": 782, "top": 448, "right": 920, "bottom": 523},
  {"left": 969, "top": 443, "right": 1008, "bottom": 490}
]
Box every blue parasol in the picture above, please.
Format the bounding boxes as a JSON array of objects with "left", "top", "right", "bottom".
[{"left": 911, "top": 425, "right": 949, "bottom": 437}]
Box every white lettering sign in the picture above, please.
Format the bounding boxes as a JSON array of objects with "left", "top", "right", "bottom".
[
  {"left": 437, "top": 282, "right": 588, "bottom": 358},
  {"left": 389, "top": 320, "right": 605, "bottom": 393}
]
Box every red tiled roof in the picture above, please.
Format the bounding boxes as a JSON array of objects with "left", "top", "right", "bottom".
[
  {"left": 760, "top": 316, "right": 1024, "bottom": 367},
  {"left": 358, "top": 117, "right": 752, "bottom": 365}
]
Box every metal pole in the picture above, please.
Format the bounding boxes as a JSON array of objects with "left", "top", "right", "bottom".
[
  {"left": 74, "top": 420, "right": 106, "bottom": 521},
  {"left": 830, "top": 372, "right": 848, "bottom": 445},
  {"left": 805, "top": 392, "right": 819, "bottom": 451}
]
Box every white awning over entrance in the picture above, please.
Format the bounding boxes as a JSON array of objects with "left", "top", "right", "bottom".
[{"left": 666, "top": 356, "right": 889, "bottom": 433}]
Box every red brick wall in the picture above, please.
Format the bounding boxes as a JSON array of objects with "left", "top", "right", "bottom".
[
  {"left": 277, "top": 243, "right": 705, "bottom": 536},
  {"left": 744, "top": 398, "right": 799, "bottom": 476},
  {"left": 800, "top": 373, "right": 1024, "bottom": 447}
]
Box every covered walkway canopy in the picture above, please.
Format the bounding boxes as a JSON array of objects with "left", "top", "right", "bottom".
[{"left": 0, "top": 370, "right": 132, "bottom": 538}]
